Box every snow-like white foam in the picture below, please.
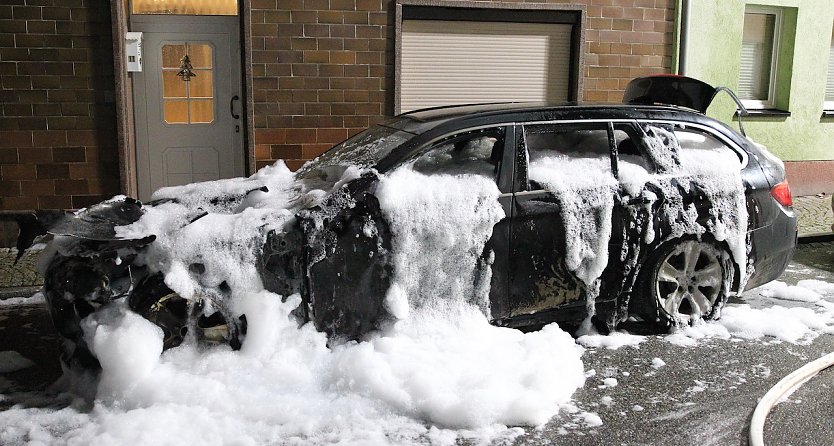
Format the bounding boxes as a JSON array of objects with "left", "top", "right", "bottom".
[
  {"left": 666, "top": 298, "right": 834, "bottom": 347},
  {"left": 0, "top": 161, "right": 588, "bottom": 444},
  {"left": 651, "top": 357, "right": 666, "bottom": 369},
  {"left": 528, "top": 155, "right": 616, "bottom": 288},
  {"left": 760, "top": 280, "right": 822, "bottom": 303},
  {"left": 376, "top": 168, "right": 505, "bottom": 316},
  {"left": 641, "top": 125, "right": 748, "bottom": 283},
  {"left": 576, "top": 331, "right": 646, "bottom": 350}
]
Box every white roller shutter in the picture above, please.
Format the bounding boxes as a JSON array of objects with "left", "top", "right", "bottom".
[
  {"left": 400, "top": 20, "right": 572, "bottom": 113},
  {"left": 826, "top": 30, "right": 834, "bottom": 103}
]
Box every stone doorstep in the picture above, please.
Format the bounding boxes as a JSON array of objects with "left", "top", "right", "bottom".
[{"left": 0, "top": 247, "right": 44, "bottom": 288}]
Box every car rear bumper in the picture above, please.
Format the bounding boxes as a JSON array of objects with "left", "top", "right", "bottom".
[{"left": 745, "top": 203, "right": 797, "bottom": 291}]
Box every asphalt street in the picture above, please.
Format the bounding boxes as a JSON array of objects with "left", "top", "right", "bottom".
[
  {"left": 520, "top": 241, "right": 834, "bottom": 445},
  {"left": 0, "top": 242, "right": 833, "bottom": 445}
]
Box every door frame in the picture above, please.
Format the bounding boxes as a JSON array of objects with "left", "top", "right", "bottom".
[{"left": 109, "top": 2, "right": 254, "bottom": 199}]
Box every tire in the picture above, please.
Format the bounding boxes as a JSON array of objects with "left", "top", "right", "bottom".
[{"left": 637, "top": 238, "right": 733, "bottom": 328}]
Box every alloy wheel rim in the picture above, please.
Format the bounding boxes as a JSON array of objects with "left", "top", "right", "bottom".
[{"left": 654, "top": 240, "right": 722, "bottom": 324}]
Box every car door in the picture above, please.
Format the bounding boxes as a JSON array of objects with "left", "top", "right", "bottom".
[
  {"left": 405, "top": 125, "right": 516, "bottom": 320},
  {"left": 507, "top": 122, "right": 620, "bottom": 323}
]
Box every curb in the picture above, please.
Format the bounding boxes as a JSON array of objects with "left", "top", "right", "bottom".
[
  {"left": 797, "top": 233, "right": 834, "bottom": 244},
  {"left": 0, "top": 286, "right": 42, "bottom": 300}
]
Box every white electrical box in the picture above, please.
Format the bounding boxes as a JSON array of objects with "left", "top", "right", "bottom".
[{"left": 125, "top": 32, "right": 143, "bottom": 72}]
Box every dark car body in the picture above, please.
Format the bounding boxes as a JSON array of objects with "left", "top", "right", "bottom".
[
  {"left": 273, "top": 102, "right": 797, "bottom": 338},
  {"left": 37, "top": 78, "right": 797, "bottom": 369}
]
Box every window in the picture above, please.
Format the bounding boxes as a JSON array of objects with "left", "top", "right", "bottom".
[
  {"left": 132, "top": 0, "right": 238, "bottom": 15},
  {"left": 523, "top": 124, "right": 614, "bottom": 191},
  {"left": 739, "top": 7, "right": 782, "bottom": 108},
  {"left": 412, "top": 128, "right": 504, "bottom": 180},
  {"left": 161, "top": 43, "right": 214, "bottom": 124},
  {"left": 825, "top": 26, "right": 834, "bottom": 110}
]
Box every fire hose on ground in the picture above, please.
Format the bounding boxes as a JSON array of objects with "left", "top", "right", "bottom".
[{"left": 748, "top": 351, "right": 834, "bottom": 446}]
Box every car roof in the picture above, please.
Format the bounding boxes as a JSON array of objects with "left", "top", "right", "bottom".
[{"left": 383, "top": 102, "right": 711, "bottom": 135}]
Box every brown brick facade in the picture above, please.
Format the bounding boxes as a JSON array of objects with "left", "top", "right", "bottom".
[
  {"left": 0, "top": 0, "right": 674, "bottom": 213},
  {"left": 0, "top": 0, "right": 120, "bottom": 211},
  {"left": 250, "top": 0, "right": 675, "bottom": 170}
]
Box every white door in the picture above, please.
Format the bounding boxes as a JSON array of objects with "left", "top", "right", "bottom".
[{"left": 132, "top": 16, "right": 244, "bottom": 201}]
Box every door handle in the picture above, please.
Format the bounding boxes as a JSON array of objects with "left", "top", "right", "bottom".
[
  {"left": 230, "top": 95, "right": 240, "bottom": 119},
  {"left": 625, "top": 196, "right": 652, "bottom": 206}
]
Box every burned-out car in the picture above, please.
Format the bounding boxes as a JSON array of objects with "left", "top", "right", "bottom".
[{"left": 38, "top": 76, "right": 796, "bottom": 370}]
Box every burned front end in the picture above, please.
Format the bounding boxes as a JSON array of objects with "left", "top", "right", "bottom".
[
  {"left": 36, "top": 170, "right": 395, "bottom": 371},
  {"left": 260, "top": 174, "right": 394, "bottom": 340}
]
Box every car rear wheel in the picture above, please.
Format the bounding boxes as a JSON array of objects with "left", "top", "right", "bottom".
[{"left": 637, "top": 238, "right": 731, "bottom": 328}]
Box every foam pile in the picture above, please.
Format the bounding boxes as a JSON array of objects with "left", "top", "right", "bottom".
[{"left": 0, "top": 162, "right": 587, "bottom": 445}]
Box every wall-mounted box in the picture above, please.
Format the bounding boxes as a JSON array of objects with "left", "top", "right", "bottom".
[{"left": 126, "top": 32, "right": 143, "bottom": 72}]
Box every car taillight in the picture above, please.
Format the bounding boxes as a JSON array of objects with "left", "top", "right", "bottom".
[{"left": 770, "top": 180, "right": 793, "bottom": 207}]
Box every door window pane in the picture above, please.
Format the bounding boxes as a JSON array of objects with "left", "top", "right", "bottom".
[
  {"left": 189, "top": 71, "right": 213, "bottom": 98},
  {"left": 188, "top": 44, "right": 213, "bottom": 68},
  {"left": 523, "top": 124, "right": 614, "bottom": 191},
  {"left": 164, "top": 100, "right": 188, "bottom": 124},
  {"left": 189, "top": 100, "right": 214, "bottom": 123},
  {"left": 412, "top": 128, "right": 504, "bottom": 179},
  {"left": 162, "top": 44, "right": 186, "bottom": 68},
  {"left": 132, "top": 0, "right": 238, "bottom": 16},
  {"left": 162, "top": 71, "right": 187, "bottom": 98},
  {"left": 161, "top": 42, "right": 214, "bottom": 125}
]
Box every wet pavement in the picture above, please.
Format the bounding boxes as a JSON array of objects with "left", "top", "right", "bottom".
[
  {"left": 0, "top": 197, "right": 832, "bottom": 444},
  {"left": 0, "top": 242, "right": 833, "bottom": 444},
  {"left": 525, "top": 240, "right": 834, "bottom": 445}
]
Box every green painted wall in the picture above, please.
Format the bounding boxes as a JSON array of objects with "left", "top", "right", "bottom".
[{"left": 680, "top": 0, "right": 834, "bottom": 161}]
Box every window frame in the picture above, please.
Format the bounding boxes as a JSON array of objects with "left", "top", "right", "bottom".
[{"left": 739, "top": 5, "right": 783, "bottom": 110}]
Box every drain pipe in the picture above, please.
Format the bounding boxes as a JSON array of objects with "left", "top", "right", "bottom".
[
  {"left": 749, "top": 351, "right": 834, "bottom": 446},
  {"left": 677, "top": 0, "right": 689, "bottom": 75}
]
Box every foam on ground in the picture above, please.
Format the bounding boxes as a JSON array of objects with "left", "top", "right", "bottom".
[{"left": 0, "top": 162, "right": 587, "bottom": 445}]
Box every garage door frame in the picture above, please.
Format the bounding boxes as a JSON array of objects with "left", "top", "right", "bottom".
[{"left": 394, "top": 0, "right": 586, "bottom": 115}]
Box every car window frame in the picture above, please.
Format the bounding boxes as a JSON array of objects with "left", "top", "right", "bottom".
[
  {"left": 634, "top": 119, "right": 749, "bottom": 168},
  {"left": 516, "top": 121, "right": 619, "bottom": 193},
  {"left": 392, "top": 124, "right": 514, "bottom": 194}
]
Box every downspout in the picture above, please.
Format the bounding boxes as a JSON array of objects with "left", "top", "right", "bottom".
[{"left": 676, "top": 0, "right": 690, "bottom": 75}]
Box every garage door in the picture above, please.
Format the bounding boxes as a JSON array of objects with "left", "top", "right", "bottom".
[{"left": 400, "top": 20, "right": 573, "bottom": 113}]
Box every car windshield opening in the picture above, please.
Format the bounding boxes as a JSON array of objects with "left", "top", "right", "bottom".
[{"left": 295, "top": 125, "right": 413, "bottom": 185}]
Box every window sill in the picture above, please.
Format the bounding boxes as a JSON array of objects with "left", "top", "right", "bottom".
[
  {"left": 734, "top": 109, "right": 791, "bottom": 119},
  {"left": 821, "top": 110, "right": 834, "bottom": 119}
]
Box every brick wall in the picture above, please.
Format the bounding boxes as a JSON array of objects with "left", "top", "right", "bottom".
[
  {"left": 584, "top": 0, "right": 674, "bottom": 102},
  {"left": 0, "top": 0, "right": 120, "bottom": 211},
  {"left": 0, "top": 0, "right": 674, "bottom": 212},
  {"left": 249, "top": 0, "right": 675, "bottom": 170}
]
